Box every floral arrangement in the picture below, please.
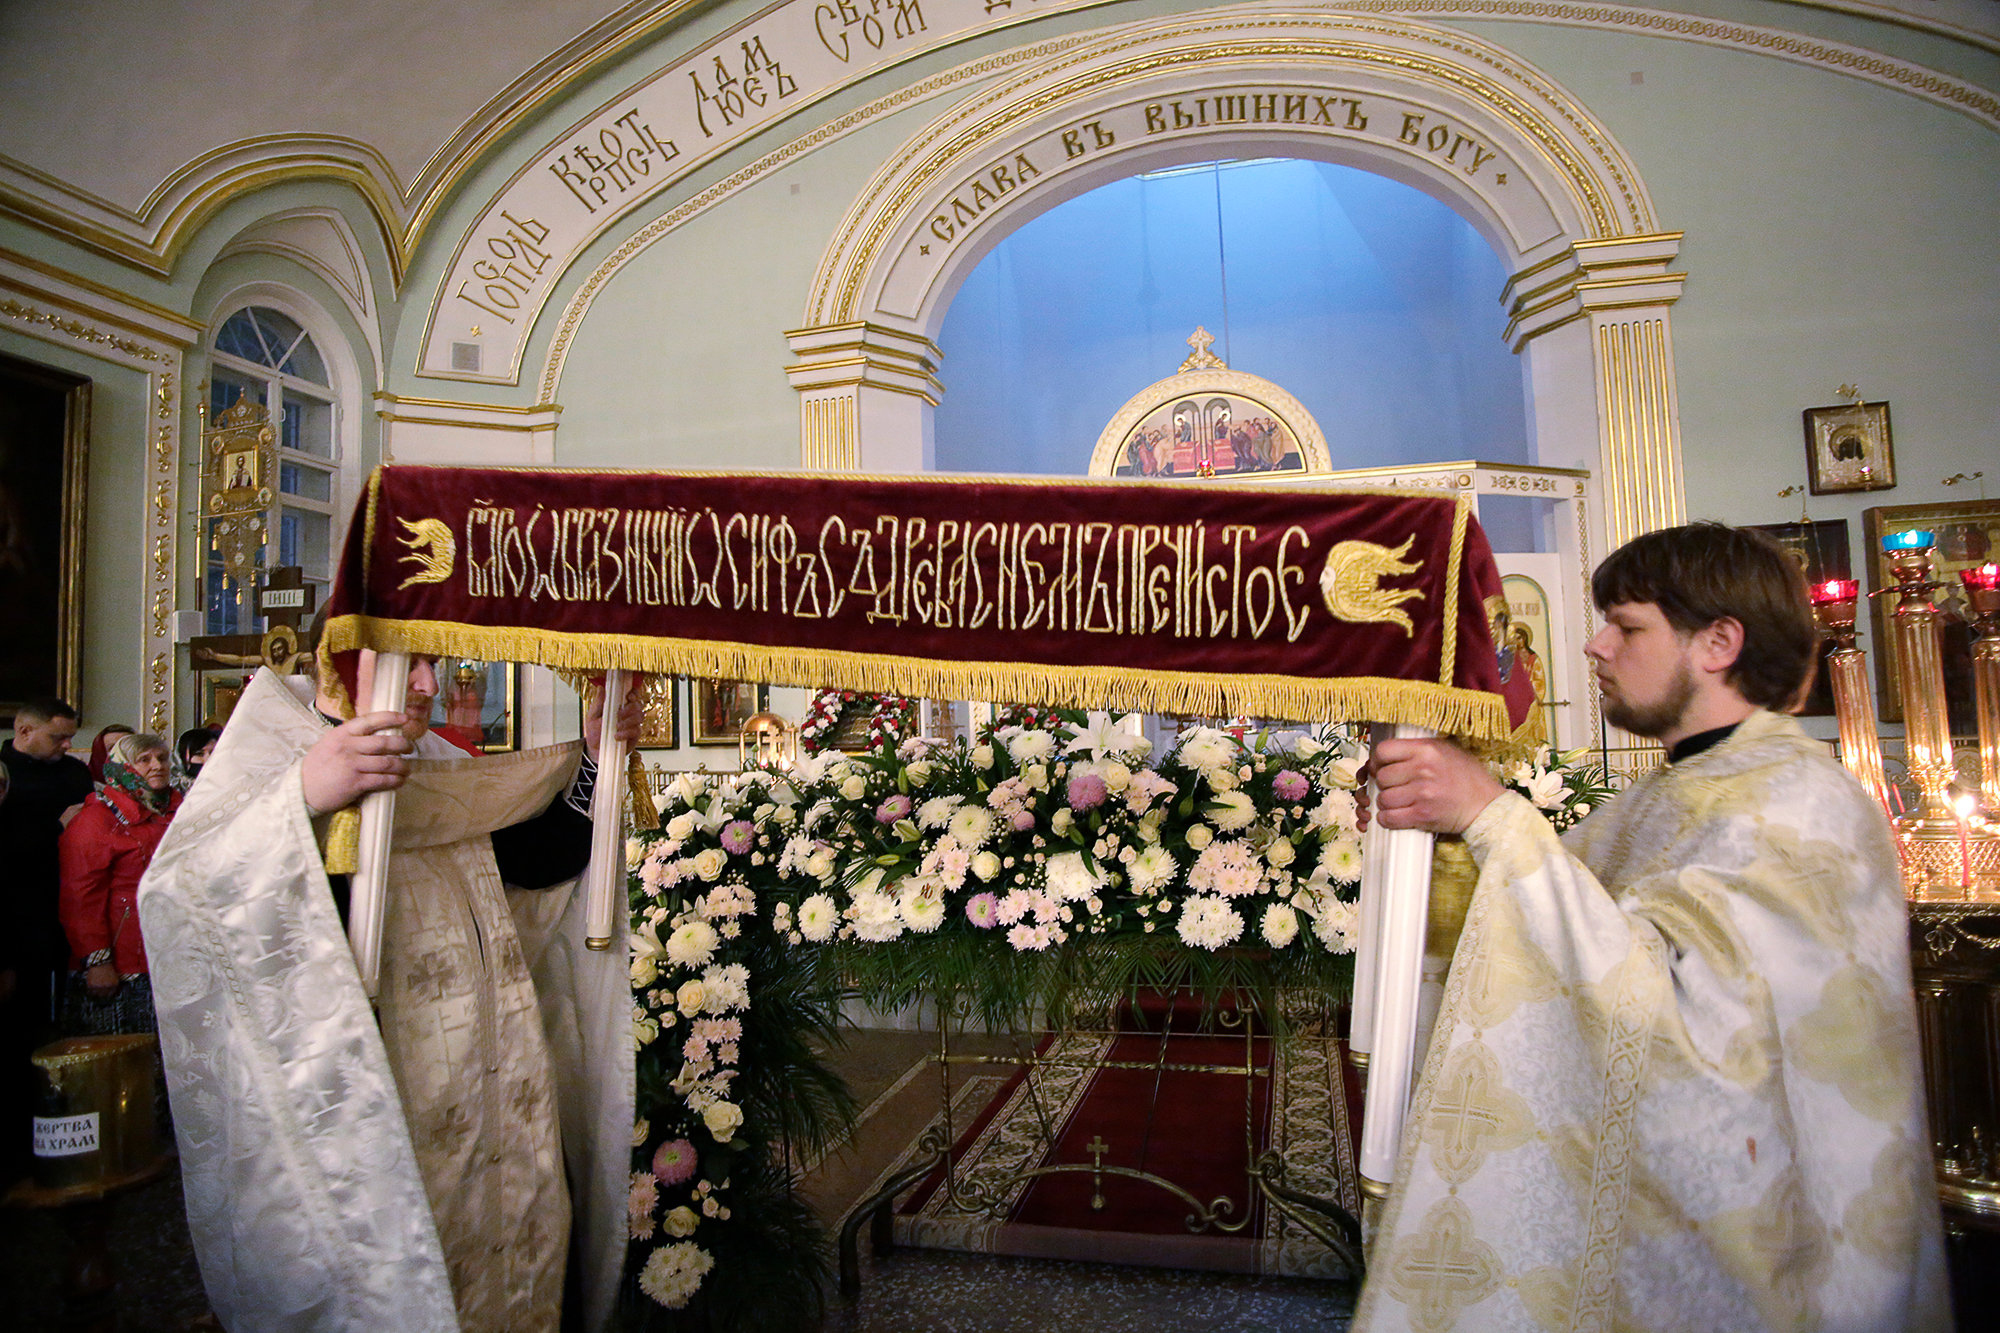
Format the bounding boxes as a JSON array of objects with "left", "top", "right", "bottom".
[
  {"left": 796, "top": 689, "right": 917, "bottom": 756},
  {"left": 1494, "top": 743, "right": 1619, "bottom": 833},
  {"left": 620, "top": 710, "right": 1613, "bottom": 1324}
]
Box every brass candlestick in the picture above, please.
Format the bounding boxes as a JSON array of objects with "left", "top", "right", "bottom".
[
  {"left": 1810, "top": 579, "right": 1893, "bottom": 818},
  {"left": 1965, "top": 564, "right": 2000, "bottom": 819},
  {"left": 1880, "top": 532, "right": 1998, "bottom": 898}
]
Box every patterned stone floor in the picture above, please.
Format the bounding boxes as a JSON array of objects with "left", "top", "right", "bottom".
[{"left": 830, "top": 1245, "right": 1355, "bottom": 1333}]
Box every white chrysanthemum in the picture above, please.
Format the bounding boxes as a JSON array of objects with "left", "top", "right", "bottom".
[
  {"left": 1261, "top": 903, "right": 1301, "bottom": 948},
  {"left": 701, "top": 962, "right": 750, "bottom": 1011},
  {"left": 1175, "top": 895, "right": 1244, "bottom": 950},
  {"left": 1176, "top": 727, "right": 1236, "bottom": 773},
  {"left": 1043, "top": 850, "right": 1103, "bottom": 902},
  {"left": 917, "top": 794, "right": 963, "bottom": 829},
  {"left": 921, "top": 838, "right": 972, "bottom": 890},
  {"left": 1128, "top": 845, "right": 1177, "bottom": 895},
  {"left": 798, "top": 893, "right": 837, "bottom": 942},
  {"left": 1003, "top": 727, "right": 1056, "bottom": 764},
  {"left": 1309, "top": 789, "right": 1358, "bottom": 832},
  {"left": 1312, "top": 898, "right": 1360, "bottom": 953},
  {"left": 1207, "top": 789, "right": 1256, "bottom": 831},
  {"left": 1317, "top": 838, "right": 1363, "bottom": 882},
  {"left": 900, "top": 884, "right": 946, "bottom": 933},
  {"left": 947, "top": 804, "right": 995, "bottom": 847},
  {"left": 665, "top": 919, "right": 719, "bottom": 968},
  {"left": 638, "top": 1241, "right": 716, "bottom": 1309},
  {"left": 847, "top": 889, "right": 904, "bottom": 942},
  {"left": 1188, "top": 840, "right": 1263, "bottom": 898}
]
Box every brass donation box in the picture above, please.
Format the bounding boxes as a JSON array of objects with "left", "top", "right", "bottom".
[{"left": 30, "top": 1035, "right": 160, "bottom": 1192}]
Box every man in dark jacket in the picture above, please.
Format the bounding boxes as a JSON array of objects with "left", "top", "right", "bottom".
[{"left": 0, "top": 697, "right": 94, "bottom": 1183}]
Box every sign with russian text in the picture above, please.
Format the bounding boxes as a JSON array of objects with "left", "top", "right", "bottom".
[
  {"left": 34, "top": 1112, "right": 99, "bottom": 1158},
  {"left": 322, "top": 467, "right": 1520, "bottom": 738}
]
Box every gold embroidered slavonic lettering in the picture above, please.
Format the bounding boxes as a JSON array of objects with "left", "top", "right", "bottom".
[{"left": 1277, "top": 525, "right": 1312, "bottom": 642}]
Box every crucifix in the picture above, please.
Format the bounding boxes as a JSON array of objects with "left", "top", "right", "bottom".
[{"left": 189, "top": 565, "right": 319, "bottom": 675}]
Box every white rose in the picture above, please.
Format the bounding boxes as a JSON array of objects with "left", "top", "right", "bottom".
[
  {"left": 1294, "top": 737, "right": 1326, "bottom": 760},
  {"left": 972, "top": 850, "right": 1002, "bottom": 882},
  {"left": 1023, "top": 763, "right": 1048, "bottom": 791},
  {"left": 1265, "top": 838, "right": 1297, "bottom": 869},
  {"left": 840, "top": 775, "right": 867, "bottom": 800},
  {"left": 972, "top": 744, "right": 995, "bottom": 768},
  {"left": 625, "top": 837, "right": 645, "bottom": 867},
  {"left": 905, "top": 760, "right": 935, "bottom": 786},
  {"left": 666, "top": 813, "right": 697, "bottom": 840},
  {"left": 701, "top": 1100, "right": 745, "bottom": 1142},
  {"left": 692, "top": 847, "right": 728, "bottom": 881},
  {"left": 1097, "top": 760, "right": 1132, "bottom": 793},
  {"left": 1207, "top": 768, "right": 1240, "bottom": 793},
  {"left": 1051, "top": 808, "right": 1074, "bottom": 836},
  {"left": 1185, "top": 823, "right": 1214, "bottom": 850},
  {"left": 676, "top": 979, "right": 707, "bottom": 1014},
  {"left": 1327, "top": 757, "right": 1363, "bottom": 791},
  {"left": 631, "top": 953, "right": 659, "bottom": 988},
  {"left": 663, "top": 1206, "right": 699, "bottom": 1238}
]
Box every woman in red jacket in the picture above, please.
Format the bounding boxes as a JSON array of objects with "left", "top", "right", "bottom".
[{"left": 58, "top": 731, "right": 180, "bottom": 1034}]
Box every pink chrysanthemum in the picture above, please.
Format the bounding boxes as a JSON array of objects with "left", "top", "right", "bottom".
[
  {"left": 965, "top": 893, "right": 1000, "bottom": 928},
  {"left": 1066, "top": 772, "right": 1107, "bottom": 811},
  {"left": 719, "top": 821, "right": 755, "bottom": 854},
  {"left": 652, "top": 1137, "right": 698, "bottom": 1187},
  {"left": 1272, "top": 770, "right": 1309, "bottom": 802}
]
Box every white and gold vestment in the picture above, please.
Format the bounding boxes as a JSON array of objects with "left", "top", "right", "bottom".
[
  {"left": 1356, "top": 710, "right": 1948, "bottom": 1333},
  {"left": 138, "top": 669, "right": 633, "bottom": 1332}
]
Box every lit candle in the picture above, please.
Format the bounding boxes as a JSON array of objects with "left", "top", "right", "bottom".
[
  {"left": 1810, "top": 578, "right": 1859, "bottom": 604},
  {"left": 1883, "top": 529, "right": 1934, "bottom": 552},
  {"left": 1962, "top": 563, "right": 2000, "bottom": 592}
]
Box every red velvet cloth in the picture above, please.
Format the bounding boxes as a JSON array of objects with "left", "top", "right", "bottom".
[{"left": 323, "top": 467, "right": 1521, "bottom": 736}]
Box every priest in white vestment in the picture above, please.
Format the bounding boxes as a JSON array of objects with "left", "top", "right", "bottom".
[
  {"left": 138, "top": 655, "right": 640, "bottom": 1333},
  {"left": 1359, "top": 523, "right": 1949, "bottom": 1333}
]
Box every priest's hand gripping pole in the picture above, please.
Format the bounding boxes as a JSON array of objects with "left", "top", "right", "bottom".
[
  {"left": 347, "top": 651, "right": 409, "bottom": 999},
  {"left": 1356, "top": 723, "right": 1437, "bottom": 1199},
  {"left": 585, "top": 668, "right": 633, "bottom": 950}
]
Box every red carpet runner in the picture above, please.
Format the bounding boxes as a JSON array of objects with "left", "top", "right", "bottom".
[{"left": 886, "top": 998, "right": 1364, "bottom": 1276}]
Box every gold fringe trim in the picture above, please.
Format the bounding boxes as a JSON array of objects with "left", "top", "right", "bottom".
[
  {"left": 323, "top": 806, "right": 360, "bottom": 876},
  {"left": 319, "top": 613, "right": 1512, "bottom": 740},
  {"left": 1439, "top": 494, "right": 1471, "bottom": 688}
]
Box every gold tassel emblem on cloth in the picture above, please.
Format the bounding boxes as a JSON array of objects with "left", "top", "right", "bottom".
[
  {"left": 394, "top": 517, "right": 456, "bottom": 591},
  {"left": 1321, "top": 536, "right": 1426, "bottom": 637}
]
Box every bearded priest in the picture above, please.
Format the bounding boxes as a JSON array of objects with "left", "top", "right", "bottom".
[
  {"left": 1358, "top": 523, "right": 1947, "bottom": 1333},
  {"left": 138, "top": 650, "right": 642, "bottom": 1333}
]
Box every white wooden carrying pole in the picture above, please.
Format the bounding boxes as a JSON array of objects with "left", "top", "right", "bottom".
[
  {"left": 1355, "top": 723, "right": 1438, "bottom": 1196},
  {"left": 584, "top": 668, "right": 633, "bottom": 950},
  {"left": 1347, "top": 775, "right": 1389, "bottom": 1068},
  {"left": 347, "top": 651, "right": 410, "bottom": 999}
]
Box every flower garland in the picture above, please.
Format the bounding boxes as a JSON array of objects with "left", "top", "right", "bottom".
[
  {"left": 624, "top": 713, "right": 1612, "bottom": 1321},
  {"left": 796, "top": 689, "right": 918, "bottom": 756}
]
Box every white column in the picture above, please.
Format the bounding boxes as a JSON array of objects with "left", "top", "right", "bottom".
[
  {"left": 1356, "top": 724, "right": 1438, "bottom": 1195},
  {"left": 348, "top": 651, "right": 409, "bottom": 998},
  {"left": 785, "top": 321, "right": 939, "bottom": 472}
]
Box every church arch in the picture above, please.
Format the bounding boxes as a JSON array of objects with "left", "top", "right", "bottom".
[{"left": 787, "top": 6, "right": 1688, "bottom": 556}]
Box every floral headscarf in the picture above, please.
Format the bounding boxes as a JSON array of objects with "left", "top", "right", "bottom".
[{"left": 103, "top": 732, "right": 172, "bottom": 815}]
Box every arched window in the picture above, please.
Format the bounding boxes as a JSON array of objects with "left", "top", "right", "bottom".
[{"left": 204, "top": 305, "right": 341, "bottom": 635}]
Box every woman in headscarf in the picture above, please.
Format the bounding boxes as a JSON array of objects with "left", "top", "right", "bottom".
[
  {"left": 58, "top": 731, "right": 179, "bottom": 1035},
  {"left": 173, "top": 725, "right": 218, "bottom": 792},
  {"left": 84, "top": 722, "right": 134, "bottom": 785}
]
